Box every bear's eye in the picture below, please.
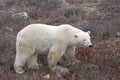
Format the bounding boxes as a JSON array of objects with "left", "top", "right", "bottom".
[
  {"left": 83, "top": 39, "right": 86, "bottom": 41},
  {"left": 74, "top": 35, "right": 78, "bottom": 38}
]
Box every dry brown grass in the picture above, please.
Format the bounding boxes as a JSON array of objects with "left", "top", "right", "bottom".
[{"left": 0, "top": 0, "right": 120, "bottom": 80}]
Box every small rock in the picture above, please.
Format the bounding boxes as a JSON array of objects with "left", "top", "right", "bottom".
[
  {"left": 43, "top": 74, "right": 50, "bottom": 79},
  {"left": 5, "top": 0, "right": 14, "bottom": 5},
  {"left": 59, "top": 0, "right": 71, "bottom": 8},
  {"left": 56, "top": 66, "right": 69, "bottom": 73},
  {"left": 0, "top": 10, "right": 5, "bottom": 14},
  {"left": 5, "top": 26, "right": 13, "bottom": 32},
  {"left": 55, "top": 71, "right": 62, "bottom": 78},
  {"left": 116, "top": 32, "right": 120, "bottom": 37},
  {"left": 80, "top": 3, "right": 97, "bottom": 12},
  {"left": 11, "top": 12, "right": 29, "bottom": 22}
]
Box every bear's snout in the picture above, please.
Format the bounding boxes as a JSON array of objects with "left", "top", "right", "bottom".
[{"left": 89, "top": 45, "right": 92, "bottom": 48}]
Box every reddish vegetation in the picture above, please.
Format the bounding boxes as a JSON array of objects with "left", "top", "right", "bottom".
[
  {"left": 0, "top": 0, "right": 120, "bottom": 80},
  {"left": 76, "top": 48, "right": 94, "bottom": 60}
]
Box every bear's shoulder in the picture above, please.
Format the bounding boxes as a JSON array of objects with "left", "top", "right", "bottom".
[{"left": 59, "top": 24, "right": 82, "bottom": 34}]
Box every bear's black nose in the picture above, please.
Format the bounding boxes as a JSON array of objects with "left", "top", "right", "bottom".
[{"left": 89, "top": 45, "right": 92, "bottom": 48}]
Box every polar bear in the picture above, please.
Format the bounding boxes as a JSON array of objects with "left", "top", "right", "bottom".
[{"left": 14, "top": 24, "right": 92, "bottom": 74}]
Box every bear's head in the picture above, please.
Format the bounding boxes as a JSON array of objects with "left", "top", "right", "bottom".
[{"left": 74, "top": 31, "right": 92, "bottom": 48}]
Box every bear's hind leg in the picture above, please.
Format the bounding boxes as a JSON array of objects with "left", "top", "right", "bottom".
[
  {"left": 14, "top": 52, "right": 33, "bottom": 74},
  {"left": 27, "top": 53, "right": 40, "bottom": 69},
  {"left": 14, "top": 44, "right": 35, "bottom": 74}
]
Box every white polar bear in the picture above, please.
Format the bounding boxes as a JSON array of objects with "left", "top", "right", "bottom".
[{"left": 14, "top": 24, "right": 92, "bottom": 74}]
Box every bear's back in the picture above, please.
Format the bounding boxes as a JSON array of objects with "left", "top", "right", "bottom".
[
  {"left": 18, "top": 24, "right": 58, "bottom": 36},
  {"left": 16, "top": 24, "right": 61, "bottom": 53}
]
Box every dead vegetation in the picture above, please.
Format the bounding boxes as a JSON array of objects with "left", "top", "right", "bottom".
[{"left": 0, "top": 0, "right": 120, "bottom": 80}]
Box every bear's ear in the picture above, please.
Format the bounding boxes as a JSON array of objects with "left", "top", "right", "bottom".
[
  {"left": 87, "top": 31, "right": 90, "bottom": 35},
  {"left": 74, "top": 34, "right": 78, "bottom": 38}
]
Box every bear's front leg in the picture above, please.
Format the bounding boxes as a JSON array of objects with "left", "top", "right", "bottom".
[
  {"left": 47, "top": 46, "right": 69, "bottom": 73},
  {"left": 65, "top": 46, "right": 81, "bottom": 65},
  {"left": 27, "top": 53, "right": 41, "bottom": 69}
]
